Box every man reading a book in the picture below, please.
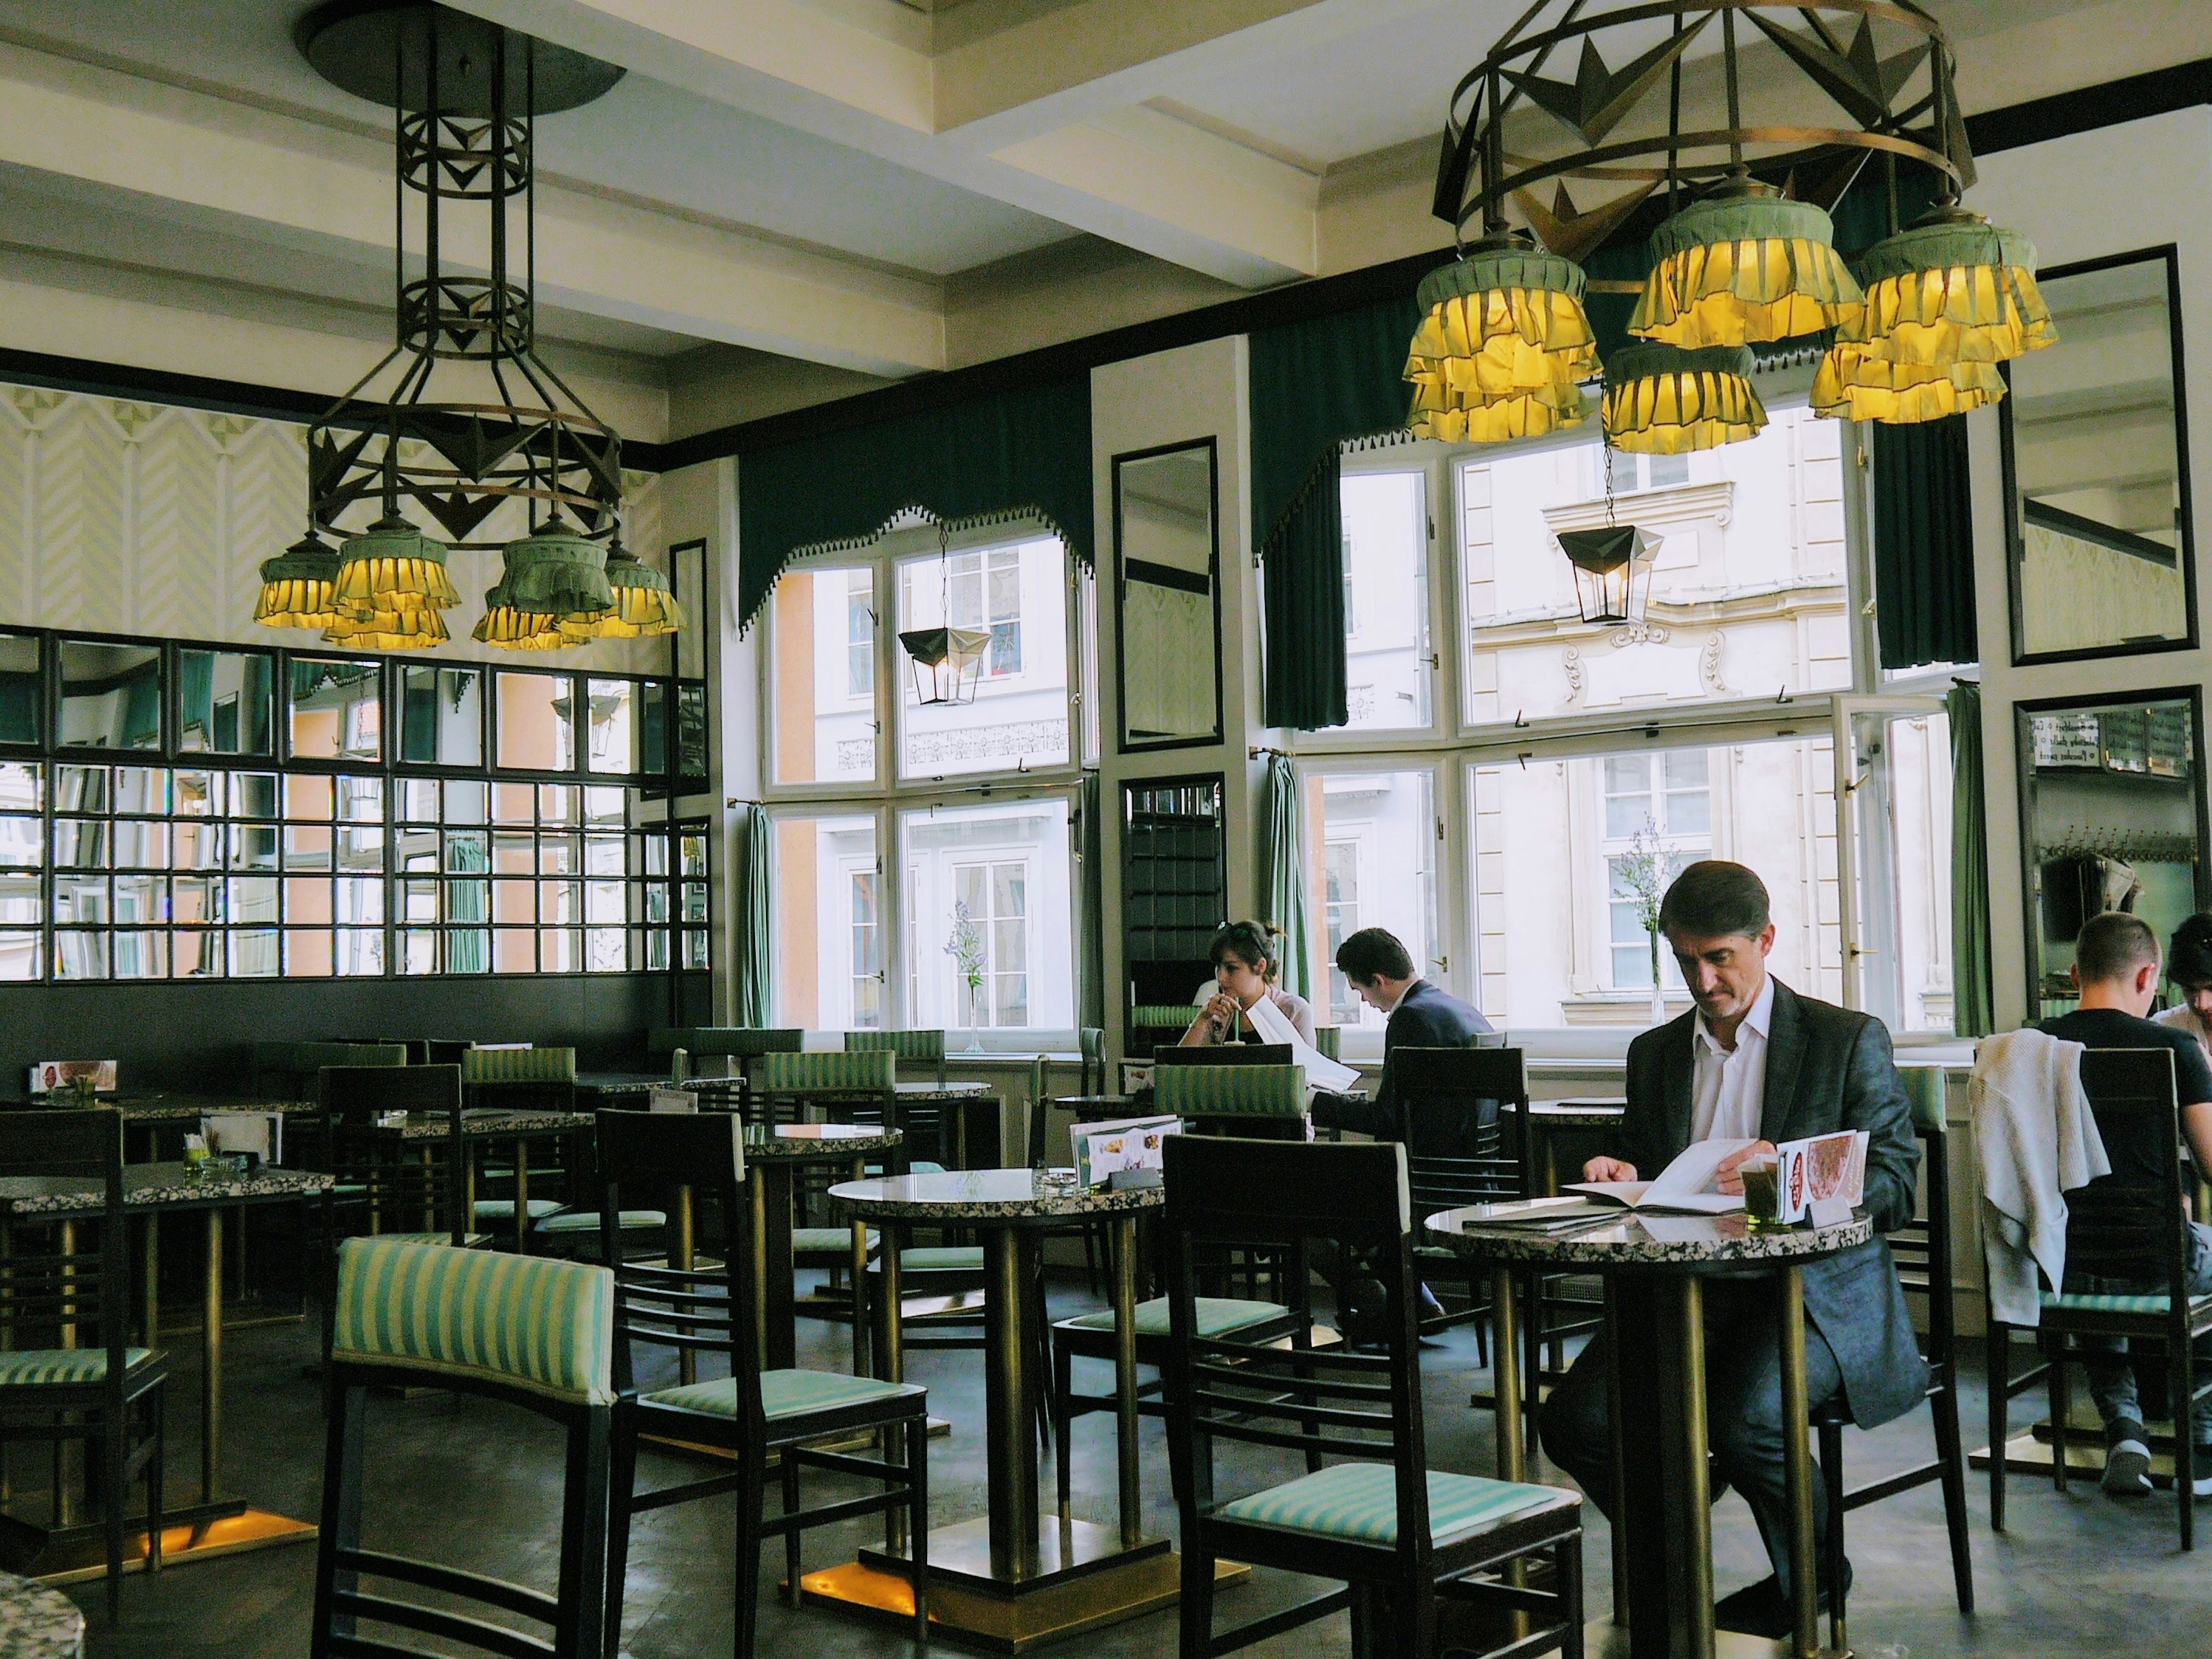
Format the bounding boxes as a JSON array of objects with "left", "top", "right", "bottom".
[{"left": 1537, "top": 860, "right": 1924, "bottom": 1638}]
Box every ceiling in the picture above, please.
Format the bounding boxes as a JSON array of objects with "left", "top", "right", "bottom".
[{"left": 0, "top": 0, "right": 2190, "bottom": 439}]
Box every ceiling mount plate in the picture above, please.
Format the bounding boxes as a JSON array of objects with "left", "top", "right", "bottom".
[{"left": 295, "top": 0, "right": 625, "bottom": 116}]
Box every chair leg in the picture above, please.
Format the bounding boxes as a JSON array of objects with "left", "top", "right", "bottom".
[
  {"left": 1818, "top": 1421, "right": 1846, "bottom": 1653},
  {"left": 906, "top": 1410, "right": 931, "bottom": 1646},
  {"left": 145, "top": 1385, "right": 165, "bottom": 1576},
  {"left": 782, "top": 1449, "right": 802, "bottom": 1607},
  {"left": 736, "top": 1463, "right": 766, "bottom": 1659},
  {"left": 1177, "top": 1534, "right": 1216, "bottom": 1659},
  {"left": 2178, "top": 1345, "right": 2196, "bottom": 1554},
  {"left": 1930, "top": 1370, "right": 1974, "bottom": 1613},
  {"left": 603, "top": 1420, "right": 638, "bottom": 1659},
  {"left": 311, "top": 1383, "right": 367, "bottom": 1658},
  {"left": 2048, "top": 1338, "right": 2070, "bottom": 1494},
  {"left": 1556, "top": 1534, "right": 1585, "bottom": 1659},
  {"left": 1988, "top": 1323, "right": 2010, "bottom": 1533},
  {"left": 105, "top": 1410, "right": 126, "bottom": 1623},
  {"left": 560, "top": 1409, "right": 612, "bottom": 1659},
  {"left": 1053, "top": 1338, "right": 1074, "bottom": 1526}
]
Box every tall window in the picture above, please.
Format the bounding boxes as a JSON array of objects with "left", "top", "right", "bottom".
[
  {"left": 769, "top": 812, "right": 881, "bottom": 1031},
  {"left": 847, "top": 572, "right": 875, "bottom": 698},
  {"left": 949, "top": 548, "right": 1024, "bottom": 676},
  {"left": 850, "top": 869, "right": 883, "bottom": 1027},
  {"left": 900, "top": 799, "right": 1072, "bottom": 1031},
  {"left": 1601, "top": 752, "right": 1710, "bottom": 990},
  {"left": 897, "top": 536, "right": 1067, "bottom": 779},
  {"left": 1338, "top": 471, "right": 1431, "bottom": 731},
  {"left": 954, "top": 860, "right": 1029, "bottom": 1026},
  {"left": 768, "top": 565, "right": 877, "bottom": 786},
  {"left": 1300, "top": 769, "right": 1436, "bottom": 1031}
]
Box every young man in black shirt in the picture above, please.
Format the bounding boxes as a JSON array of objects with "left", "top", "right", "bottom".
[{"left": 2039, "top": 910, "right": 2212, "bottom": 1497}]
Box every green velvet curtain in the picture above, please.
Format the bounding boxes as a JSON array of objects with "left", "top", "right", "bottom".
[
  {"left": 1262, "top": 753, "right": 1310, "bottom": 999},
  {"left": 736, "top": 376, "right": 1094, "bottom": 630},
  {"left": 448, "top": 834, "right": 487, "bottom": 974},
  {"left": 1249, "top": 293, "right": 1422, "bottom": 731},
  {"left": 734, "top": 804, "right": 772, "bottom": 1026},
  {"left": 1875, "top": 416, "right": 1977, "bottom": 670},
  {"left": 1946, "top": 680, "right": 1994, "bottom": 1038},
  {"left": 1076, "top": 772, "right": 1105, "bottom": 1029}
]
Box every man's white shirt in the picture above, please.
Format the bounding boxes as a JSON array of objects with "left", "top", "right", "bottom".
[{"left": 1689, "top": 973, "right": 1776, "bottom": 1144}]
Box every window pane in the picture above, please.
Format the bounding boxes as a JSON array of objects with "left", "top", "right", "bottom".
[
  {"left": 768, "top": 813, "right": 876, "bottom": 1028},
  {"left": 1300, "top": 770, "right": 1436, "bottom": 1028},
  {"left": 0, "top": 633, "right": 40, "bottom": 745},
  {"left": 59, "top": 641, "right": 162, "bottom": 750},
  {"left": 399, "top": 666, "right": 483, "bottom": 765},
  {"left": 1462, "top": 407, "right": 1849, "bottom": 725},
  {"left": 585, "top": 680, "right": 641, "bottom": 774},
  {"left": 175, "top": 770, "right": 219, "bottom": 817},
  {"left": 897, "top": 538, "right": 1069, "bottom": 780},
  {"left": 1470, "top": 737, "right": 1839, "bottom": 1025},
  {"left": 173, "top": 930, "right": 221, "bottom": 978},
  {"left": 2012, "top": 255, "right": 2188, "bottom": 658},
  {"left": 289, "top": 658, "right": 382, "bottom": 762},
  {"left": 495, "top": 672, "right": 576, "bottom": 771},
  {"left": 770, "top": 567, "right": 877, "bottom": 785},
  {"left": 1844, "top": 708, "right": 1955, "bottom": 1032},
  {"left": 114, "top": 768, "right": 168, "bottom": 815},
  {"left": 178, "top": 649, "right": 275, "bottom": 755},
  {"left": 1340, "top": 472, "right": 1430, "bottom": 730},
  {"left": 900, "top": 798, "right": 1072, "bottom": 1029}
]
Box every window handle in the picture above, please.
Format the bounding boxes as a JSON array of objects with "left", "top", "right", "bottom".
[{"left": 1431, "top": 954, "right": 1450, "bottom": 973}]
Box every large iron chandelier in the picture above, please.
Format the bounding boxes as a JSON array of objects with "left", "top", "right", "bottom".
[
  {"left": 257, "top": 2, "right": 677, "bottom": 649},
  {"left": 1414, "top": 1, "right": 2054, "bottom": 454}
]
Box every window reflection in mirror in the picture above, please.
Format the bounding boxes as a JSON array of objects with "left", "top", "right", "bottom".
[
  {"left": 2010, "top": 252, "right": 2194, "bottom": 658},
  {"left": 1115, "top": 442, "right": 1221, "bottom": 751},
  {"left": 0, "top": 634, "right": 39, "bottom": 745},
  {"left": 2020, "top": 694, "right": 2206, "bottom": 1018},
  {"left": 179, "top": 649, "right": 275, "bottom": 756},
  {"left": 495, "top": 672, "right": 576, "bottom": 771},
  {"left": 399, "top": 666, "right": 483, "bottom": 766},
  {"left": 59, "top": 640, "right": 162, "bottom": 751},
  {"left": 289, "top": 658, "right": 382, "bottom": 762},
  {"left": 586, "top": 679, "right": 638, "bottom": 774}
]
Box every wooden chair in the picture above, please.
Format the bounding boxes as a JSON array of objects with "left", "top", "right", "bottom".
[
  {"left": 1394, "top": 1048, "right": 1523, "bottom": 1356},
  {"left": 1154, "top": 1061, "right": 1308, "bottom": 1141},
  {"left": 1991, "top": 1046, "right": 2212, "bottom": 1550},
  {"left": 317, "top": 1063, "right": 482, "bottom": 1249},
  {"left": 0, "top": 1108, "right": 168, "bottom": 1621},
  {"left": 596, "top": 1110, "right": 930, "bottom": 1658},
  {"left": 250, "top": 1040, "right": 406, "bottom": 1104},
  {"left": 844, "top": 1030, "right": 954, "bottom": 1168},
  {"left": 1814, "top": 1063, "right": 1971, "bottom": 1648},
  {"left": 1030, "top": 1052, "right": 1107, "bottom": 1294},
  {"left": 652, "top": 1027, "right": 803, "bottom": 1087},
  {"left": 314, "top": 1238, "right": 616, "bottom": 1659},
  {"left": 1160, "top": 1135, "right": 1583, "bottom": 1659}
]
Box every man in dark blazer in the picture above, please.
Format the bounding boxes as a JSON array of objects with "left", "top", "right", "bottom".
[
  {"left": 1310, "top": 927, "right": 1493, "bottom": 1150},
  {"left": 1537, "top": 861, "right": 1924, "bottom": 1638}
]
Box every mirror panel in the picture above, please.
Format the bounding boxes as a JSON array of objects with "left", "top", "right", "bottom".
[
  {"left": 1115, "top": 440, "right": 1222, "bottom": 751},
  {"left": 59, "top": 639, "right": 162, "bottom": 751},
  {"left": 179, "top": 649, "right": 275, "bottom": 756},
  {"left": 400, "top": 666, "right": 484, "bottom": 767},
  {"left": 288, "top": 658, "right": 382, "bottom": 762}
]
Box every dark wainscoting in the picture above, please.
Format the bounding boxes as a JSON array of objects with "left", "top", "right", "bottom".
[{"left": 0, "top": 973, "right": 688, "bottom": 1091}]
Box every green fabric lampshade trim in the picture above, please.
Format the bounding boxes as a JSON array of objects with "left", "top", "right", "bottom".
[
  {"left": 1413, "top": 240, "right": 1589, "bottom": 322},
  {"left": 254, "top": 531, "right": 342, "bottom": 628},
  {"left": 496, "top": 525, "right": 615, "bottom": 617},
  {"left": 1602, "top": 343, "right": 1765, "bottom": 454},
  {"left": 1633, "top": 182, "right": 1862, "bottom": 349},
  {"left": 331, "top": 514, "right": 461, "bottom": 613},
  {"left": 560, "top": 543, "right": 683, "bottom": 640},
  {"left": 1843, "top": 207, "right": 2057, "bottom": 367}
]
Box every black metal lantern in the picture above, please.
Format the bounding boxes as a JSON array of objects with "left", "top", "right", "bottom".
[
  {"left": 899, "top": 626, "right": 990, "bottom": 707},
  {"left": 1557, "top": 524, "right": 1657, "bottom": 626}
]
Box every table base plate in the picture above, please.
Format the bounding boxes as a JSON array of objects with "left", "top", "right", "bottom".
[
  {"left": 1589, "top": 1619, "right": 1791, "bottom": 1658},
  {"left": 0, "top": 1500, "right": 317, "bottom": 1582},
  {"left": 861, "top": 1515, "right": 1166, "bottom": 1595},
  {"left": 805, "top": 1534, "right": 1244, "bottom": 1655}
]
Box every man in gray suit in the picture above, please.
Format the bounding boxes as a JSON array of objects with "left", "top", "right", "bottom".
[
  {"left": 1537, "top": 861, "right": 1924, "bottom": 1638},
  {"left": 1310, "top": 926, "right": 1493, "bottom": 1150}
]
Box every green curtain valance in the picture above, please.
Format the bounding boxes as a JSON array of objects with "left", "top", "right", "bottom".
[{"left": 737, "top": 374, "right": 1094, "bottom": 630}]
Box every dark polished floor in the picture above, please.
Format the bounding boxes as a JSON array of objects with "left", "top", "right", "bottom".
[{"left": 55, "top": 1270, "right": 2212, "bottom": 1659}]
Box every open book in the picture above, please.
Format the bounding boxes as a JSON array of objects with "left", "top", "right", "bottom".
[{"left": 1560, "top": 1137, "right": 1757, "bottom": 1215}]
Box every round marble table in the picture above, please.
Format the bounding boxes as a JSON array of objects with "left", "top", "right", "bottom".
[
  {"left": 0, "top": 1570, "right": 82, "bottom": 1659},
  {"left": 1501, "top": 1097, "right": 1627, "bottom": 1195},
  {"left": 1424, "top": 1207, "right": 1872, "bottom": 1659},
  {"left": 821, "top": 1169, "right": 1168, "bottom": 1647}
]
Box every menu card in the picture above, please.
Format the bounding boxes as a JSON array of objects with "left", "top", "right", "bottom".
[
  {"left": 1069, "top": 1114, "right": 1180, "bottom": 1189},
  {"left": 1774, "top": 1129, "right": 1868, "bottom": 1225}
]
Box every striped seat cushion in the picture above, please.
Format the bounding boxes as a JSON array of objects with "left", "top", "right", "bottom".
[
  {"left": 1218, "top": 1463, "right": 1562, "bottom": 1547},
  {"left": 793, "top": 1227, "right": 879, "bottom": 1255},
  {"left": 331, "top": 1237, "right": 615, "bottom": 1405},
  {"left": 1156, "top": 1064, "right": 1306, "bottom": 1118},
  {"left": 377, "top": 1230, "right": 492, "bottom": 1249},
  {"left": 844, "top": 1029, "right": 946, "bottom": 1064},
  {"left": 462, "top": 1046, "right": 577, "bottom": 1085},
  {"left": 641, "top": 1368, "right": 925, "bottom": 1422},
  {"left": 898, "top": 1246, "right": 982, "bottom": 1272},
  {"left": 2042, "top": 1291, "right": 2174, "bottom": 1314},
  {"left": 534, "top": 1209, "right": 666, "bottom": 1234},
  {"left": 758, "top": 1049, "right": 897, "bottom": 1092},
  {"left": 473, "top": 1198, "right": 566, "bottom": 1221},
  {"left": 1064, "top": 1296, "right": 1286, "bottom": 1339},
  {"left": 0, "top": 1348, "right": 154, "bottom": 1386}
]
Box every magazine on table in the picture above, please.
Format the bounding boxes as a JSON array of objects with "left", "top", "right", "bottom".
[
  {"left": 1069, "top": 1114, "right": 1181, "bottom": 1189},
  {"left": 1774, "top": 1128, "right": 1869, "bottom": 1224},
  {"left": 1560, "top": 1137, "right": 1757, "bottom": 1215}
]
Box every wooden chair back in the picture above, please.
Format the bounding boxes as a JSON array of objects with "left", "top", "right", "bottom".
[
  {"left": 0, "top": 1108, "right": 131, "bottom": 1373},
  {"left": 319, "top": 1064, "right": 469, "bottom": 1247},
  {"left": 2066, "top": 1048, "right": 2188, "bottom": 1285}
]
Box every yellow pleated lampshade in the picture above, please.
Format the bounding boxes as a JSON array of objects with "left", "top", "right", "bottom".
[
  {"left": 1405, "top": 235, "right": 1597, "bottom": 443},
  {"left": 253, "top": 532, "right": 342, "bottom": 630},
  {"left": 1841, "top": 207, "right": 2057, "bottom": 370},
  {"left": 1631, "top": 180, "right": 1863, "bottom": 351},
  {"left": 331, "top": 514, "right": 460, "bottom": 621},
  {"left": 323, "top": 599, "right": 452, "bottom": 650},
  {"left": 1602, "top": 344, "right": 1766, "bottom": 455},
  {"left": 1811, "top": 345, "right": 2007, "bottom": 424}
]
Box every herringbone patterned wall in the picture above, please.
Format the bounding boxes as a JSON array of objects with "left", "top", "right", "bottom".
[{"left": 0, "top": 384, "right": 666, "bottom": 671}]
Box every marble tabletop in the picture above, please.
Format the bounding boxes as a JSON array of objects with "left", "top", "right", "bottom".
[
  {"left": 830, "top": 1167, "right": 1164, "bottom": 1223},
  {"left": 892, "top": 1081, "right": 995, "bottom": 1101},
  {"left": 0, "top": 1162, "right": 334, "bottom": 1217},
  {"left": 0, "top": 1570, "right": 82, "bottom": 1659},
  {"left": 1422, "top": 1207, "right": 1872, "bottom": 1268},
  {"left": 1504, "top": 1098, "right": 1627, "bottom": 1128},
  {"left": 743, "top": 1123, "right": 902, "bottom": 1159},
  {"left": 382, "top": 1108, "right": 597, "bottom": 1141},
  {"left": 6, "top": 1095, "right": 300, "bottom": 1123}
]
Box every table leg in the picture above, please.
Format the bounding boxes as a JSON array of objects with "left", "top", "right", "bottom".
[
  {"left": 1777, "top": 1265, "right": 1819, "bottom": 1659},
  {"left": 1604, "top": 1277, "right": 1630, "bottom": 1629},
  {"left": 1489, "top": 1266, "right": 1523, "bottom": 1481},
  {"left": 848, "top": 1156, "right": 870, "bottom": 1377},
  {"left": 984, "top": 1228, "right": 1041, "bottom": 1583},
  {"left": 203, "top": 1208, "right": 223, "bottom": 1506},
  {"left": 879, "top": 1221, "right": 906, "bottom": 1555},
  {"left": 672, "top": 1186, "right": 695, "bottom": 1387},
  {"left": 57, "top": 1222, "right": 76, "bottom": 1528},
  {"left": 1110, "top": 1213, "right": 1141, "bottom": 1551},
  {"left": 1660, "top": 1276, "right": 1713, "bottom": 1659},
  {"left": 512, "top": 1143, "right": 531, "bottom": 1254},
  {"left": 141, "top": 1214, "right": 159, "bottom": 1349},
  {"left": 762, "top": 1165, "right": 796, "bottom": 1371}
]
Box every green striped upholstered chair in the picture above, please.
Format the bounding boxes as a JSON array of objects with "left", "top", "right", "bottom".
[
  {"left": 316, "top": 1237, "right": 616, "bottom": 1659},
  {"left": 844, "top": 1027, "right": 948, "bottom": 1085},
  {"left": 251, "top": 1039, "right": 405, "bottom": 1104},
  {"left": 844, "top": 1029, "right": 958, "bottom": 1170},
  {"left": 651, "top": 1027, "right": 803, "bottom": 1085},
  {"left": 595, "top": 1110, "right": 929, "bottom": 1654},
  {"left": 1994, "top": 1048, "right": 2212, "bottom": 1552},
  {"left": 1159, "top": 1136, "right": 1582, "bottom": 1657},
  {"left": 0, "top": 1109, "right": 168, "bottom": 1621},
  {"left": 461, "top": 1044, "right": 577, "bottom": 1087},
  {"left": 1154, "top": 1061, "right": 1308, "bottom": 1139}
]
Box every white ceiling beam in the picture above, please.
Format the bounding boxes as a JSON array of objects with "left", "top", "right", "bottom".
[{"left": 0, "top": 41, "right": 944, "bottom": 378}]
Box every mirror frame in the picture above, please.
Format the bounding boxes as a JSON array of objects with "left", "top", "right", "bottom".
[
  {"left": 2013, "top": 683, "right": 2211, "bottom": 1018},
  {"left": 2003, "top": 244, "right": 2197, "bottom": 666},
  {"left": 1113, "top": 436, "right": 1224, "bottom": 754}
]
